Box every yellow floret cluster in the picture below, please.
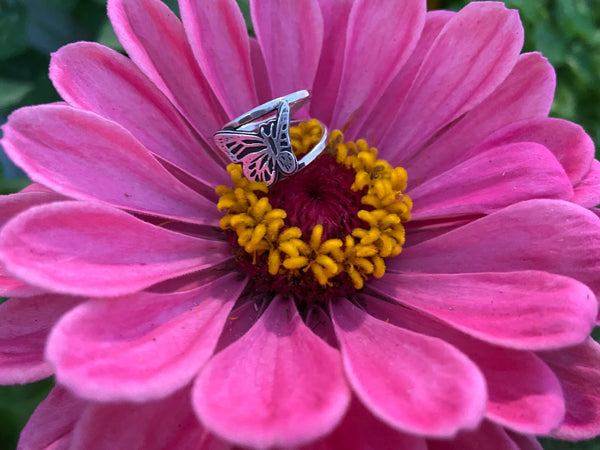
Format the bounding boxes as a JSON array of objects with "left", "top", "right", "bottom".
[{"left": 216, "top": 124, "right": 412, "bottom": 290}]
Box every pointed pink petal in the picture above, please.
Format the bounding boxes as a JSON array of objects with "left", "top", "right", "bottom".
[
  {"left": 409, "top": 142, "right": 572, "bottom": 222},
  {"left": 0, "top": 295, "right": 80, "bottom": 384},
  {"left": 572, "top": 159, "right": 600, "bottom": 208},
  {"left": 382, "top": 2, "right": 524, "bottom": 162},
  {"left": 427, "top": 420, "right": 522, "bottom": 450},
  {"left": 329, "top": 0, "right": 426, "bottom": 136},
  {"left": 363, "top": 295, "right": 565, "bottom": 434},
  {"left": 47, "top": 273, "right": 244, "bottom": 402},
  {"left": 394, "top": 200, "right": 600, "bottom": 300},
  {"left": 0, "top": 202, "right": 230, "bottom": 297},
  {"left": 539, "top": 338, "right": 600, "bottom": 440},
  {"left": 180, "top": 0, "right": 257, "bottom": 118},
  {"left": 194, "top": 297, "right": 350, "bottom": 448},
  {"left": 70, "top": 387, "right": 226, "bottom": 450},
  {"left": 480, "top": 118, "right": 594, "bottom": 187},
  {"left": 331, "top": 300, "right": 486, "bottom": 437},
  {"left": 249, "top": 38, "right": 272, "bottom": 104},
  {"left": 108, "top": 0, "right": 227, "bottom": 144},
  {"left": 406, "top": 52, "right": 556, "bottom": 183},
  {"left": 307, "top": 397, "right": 427, "bottom": 450},
  {"left": 250, "top": 0, "right": 323, "bottom": 98},
  {"left": 2, "top": 105, "right": 222, "bottom": 225},
  {"left": 18, "top": 386, "right": 86, "bottom": 450},
  {"left": 309, "top": 0, "right": 354, "bottom": 126},
  {"left": 361, "top": 10, "right": 454, "bottom": 147},
  {"left": 371, "top": 271, "right": 596, "bottom": 350},
  {"left": 50, "top": 42, "right": 227, "bottom": 190}
]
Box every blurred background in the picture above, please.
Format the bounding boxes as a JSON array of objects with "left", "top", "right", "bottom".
[{"left": 0, "top": 0, "right": 599, "bottom": 448}]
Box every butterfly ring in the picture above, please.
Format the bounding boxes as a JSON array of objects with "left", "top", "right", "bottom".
[{"left": 214, "top": 90, "right": 328, "bottom": 185}]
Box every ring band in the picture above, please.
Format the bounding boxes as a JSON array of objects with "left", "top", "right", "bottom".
[{"left": 214, "top": 90, "right": 327, "bottom": 185}]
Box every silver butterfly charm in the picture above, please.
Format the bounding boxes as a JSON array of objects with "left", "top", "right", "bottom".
[{"left": 214, "top": 101, "right": 298, "bottom": 185}]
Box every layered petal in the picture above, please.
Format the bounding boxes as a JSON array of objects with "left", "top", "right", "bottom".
[
  {"left": 363, "top": 295, "right": 566, "bottom": 434},
  {"left": 539, "top": 338, "right": 600, "bottom": 440},
  {"left": 194, "top": 296, "right": 350, "bottom": 448},
  {"left": 329, "top": 0, "right": 426, "bottom": 136},
  {"left": 0, "top": 202, "right": 230, "bottom": 297},
  {"left": 2, "top": 105, "right": 221, "bottom": 225},
  {"left": 108, "top": 0, "right": 227, "bottom": 144},
  {"left": 308, "top": 397, "right": 427, "bottom": 450},
  {"left": 393, "top": 200, "right": 600, "bottom": 299},
  {"left": 180, "top": 0, "right": 257, "bottom": 118},
  {"left": 50, "top": 42, "right": 227, "bottom": 191},
  {"left": 409, "top": 142, "right": 572, "bottom": 222},
  {"left": 406, "top": 52, "right": 556, "bottom": 183},
  {"left": 571, "top": 159, "right": 600, "bottom": 208},
  {"left": 361, "top": 9, "right": 455, "bottom": 147},
  {"left": 480, "top": 118, "right": 595, "bottom": 187},
  {"left": 382, "top": 2, "right": 524, "bottom": 162},
  {"left": 370, "top": 271, "right": 595, "bottom": 351},
  {"left": 69, "top": 387, "right": 225, "bottom": 450},
  {"left": 0, "top": 295, "right": 80, "bottom": 384},
  {"left": 309, "top": 0, "right": 354, "bottom": 125},
  {"left": 18, "top": 386, "right": 86, "bottom": 450},
  {"left": 331, "top": 300, "right": 486, "bottom": 437},
  {"left": 428, "top": 420, "right": 532, "bottom": 450},
  {"left": 47, "top": 273, "right": 245, "bottom": 402},
  {"left": 250, "top": 0, "right": 323, "bottom": 99}
]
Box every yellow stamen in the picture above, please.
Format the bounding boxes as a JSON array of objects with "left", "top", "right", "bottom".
[{"left": 216, "top": 123, "right": 412, "bottom": 290}]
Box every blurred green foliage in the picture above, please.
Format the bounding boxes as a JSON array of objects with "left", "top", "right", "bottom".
[{"left": 0, "top": 1, "right": 599, "bottom": 449}]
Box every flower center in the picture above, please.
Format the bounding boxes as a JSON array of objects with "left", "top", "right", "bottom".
[{"left": 216, "top": 120, "right": 412, "bottom": 305}]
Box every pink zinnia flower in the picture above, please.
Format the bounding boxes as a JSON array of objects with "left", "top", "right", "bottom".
[{"left": 2, "top": 0, "right": 600, "bottom": 448}]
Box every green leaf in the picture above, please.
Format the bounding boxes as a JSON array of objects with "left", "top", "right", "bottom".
[
  {"left": 0, "top": 0, "right": 29, "bottom": 59},
  {"left": 0, "top": 78, "right": 34, "bottom": 109}
]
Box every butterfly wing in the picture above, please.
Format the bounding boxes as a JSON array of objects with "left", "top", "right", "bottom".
[
  {"left": 258, "top": 101, "right": 298, "bottom": 175},
  {"left": 214, "top": 131, "right": 277, "bottom": 185}
]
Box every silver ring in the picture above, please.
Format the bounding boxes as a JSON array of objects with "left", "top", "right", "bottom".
[{"left": 214, "top": 90, "right": 328, "bottom": 185}]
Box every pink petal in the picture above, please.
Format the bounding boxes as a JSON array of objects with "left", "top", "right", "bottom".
[
  {"left": 480, "top": 117, "right": 594, "bottom": 187},
  {"left": 0, "top": 202, "right": 230, "bottom": 297},
  {"left": 409, "top": 142, "right": 572, "bottom": 222},
  {"left": 0, "top": 295, "right": 80, "bottom": 384},
  {"left": 70, "top": 387, "right": 227, "bottom": 450},
  {"left": 249, "top": 38, "right": 272, "bottom": 104},
  {"left": 382, "top": 2, "right": 524, "bottom": 162},
  {"left": 47, "top": 273, "right": 244, "bottom": 402},
  {"left": 539, "top": 338, "right": 600, "bottom": 440},
  {"left": 2, "top": 105, "right": 221, "bottom": 225},
  {"left": 331, "top": 300, "right": 486, "bottom": 437},
  {"left": 427, "top": 420, "right": 524, "bottom": 450},
  {"left": 406, "top": 52, "right": 556, "bottom": 183},
  {"left": 329, "top": 0, "right": 426, "bottom": 136},
  {"left": 179, "top": 0, "right": 257, "bottom": 118},
  {"left": 370, "top": 271, "right": 596, "bottom": 350},
  {"left": 18, "top": 386, "right": 86, "bottom": 450},
  {"left": 360, "top": 10, "right": 455, "bottom": 147},
  {"left": 572, "top": 159, "right": 600, "bottom": 208},
  {"left": 0, "top": 190, "right": 63, "bottom": 228},
  {"left": 309, "top": 0, "right": 354, "bottom": 126},
  {"left": 0, "top": 265, "right": 45, "bottom": 297},
  {"left": 108, "top": 0, "right": 228, "bottom": 145},
  {"left": 50, "top": 42, "right": 227, "bottom": 191},
  {"left": 250, "top": 0, "right": 323, "bottom": 98},
  {"left": 393, "top": 199, "right": 600, "bottom": 300},
  {"left": 194, "top": 296, "right": 350, "bottom": 448},
  {"left": 506, "top": 432, "right": 544, "bottom": 450},
  {"left": 363, "top": 295, "right": 565, "bottom": 434},
  {"left": 307, "top": 397, "right": 427, "bottom": 450}
]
